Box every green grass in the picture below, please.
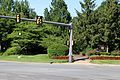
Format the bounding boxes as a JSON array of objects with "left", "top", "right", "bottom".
[
  {"left": 91, "top": 60, "right": 120, "bottom": 65},
  {"left": 0, "top": 54, "right": 68, "bottom": 63}
]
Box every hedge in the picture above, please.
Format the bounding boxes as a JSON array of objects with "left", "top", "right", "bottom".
[
  {"left": 47, "top": 44, "right": 68, "bottom": 58},
  {"left": 3, "top": 47, "right": 21, "bottom": 56}
]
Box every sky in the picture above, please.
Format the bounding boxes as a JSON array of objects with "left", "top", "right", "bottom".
[{"left": 28, "top": 0, "right": 104, "bottom": 17}]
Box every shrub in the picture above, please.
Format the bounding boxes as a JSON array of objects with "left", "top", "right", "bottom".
[
  {"left": 47, "top": 44, "right": 68, "bottom": 58},
  {"left": 111, "top": 50, "right": 120, "bottom": 56},
  {"left": 0, "top": 51, "right": 3, "bottom": 56},
  {"left": 3, "top": 47, "right": 21, "bottom": 56},
  {"left": 88, "top": 51, "right": 112, "bottom": 56},
  {"left": 99, "top": 52, "right": 111, "bottom": 56},
  {"left": 87, "top": 49, "right": 96, "bottom": 56},
  {"left": 81, "top": 47, "right": 93, "bottom": 55}
]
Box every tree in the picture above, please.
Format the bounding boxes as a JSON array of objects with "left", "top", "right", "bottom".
[
  {"left": 0, "top": 0, "right": 15, "bottom": 51},
  {"left": 94, "top": 0, "right": 120, "bottom": 52},
  {"left": 0, "top": 0, "right": 37, "bottom": 55},
  {"left": 42, "top": 0, "right": 71, "bottom": 49},
  {"left": 7, "top": 22, "right": 45, "bottom": 55},
  {"left": 44, "top": 8, "right": 50, "bottom": 21},
  {"left": 73, "top": 0, "right": 96, "bottom": 53},
  {"left": 13, "top": 0, "right": 36, "bottom": 18}
]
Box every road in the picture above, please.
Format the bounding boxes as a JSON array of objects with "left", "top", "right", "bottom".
[{"left": 0, "top": 62, "right": 120, "bottom": 80}]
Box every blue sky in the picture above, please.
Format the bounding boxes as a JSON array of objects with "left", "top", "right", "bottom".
[{"left": 28, "top": 0, "right": 104, "bottom": 17}]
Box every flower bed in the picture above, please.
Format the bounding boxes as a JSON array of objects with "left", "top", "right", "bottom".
[
  {"left": 90, "top": 56, "right": 120, "bottom": 60},
  {"left": 52, "top": 56, "right": 69, "bottom": 60}
]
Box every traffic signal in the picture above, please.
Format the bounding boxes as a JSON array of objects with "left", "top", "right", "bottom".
[
  {"left": 16, "top": 14, "right": 21, "bottom": 23},
  {"left": 36, "top": 16, "right": 43, "bottom": 25}
]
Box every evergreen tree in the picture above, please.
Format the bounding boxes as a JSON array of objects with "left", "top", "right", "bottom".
[
  {"left": 0, "top": 0, "right": 15, "bottom": 51},
  {"left": 94, "top": 0, "right": 120, "bottom": 51},
  {"left": 42, "top": 0, "right": 71, "bottom": 49},
  {"left": 13, "top": 0, "right": 36, "bottom": 18},
  {"left": 7, "top": 22, "right": 45, "bottom": 55},
  {"left": 73, "top": 0, "right": 96, "bottom": 53},
  {"left": 0, "top": 0, "right": 37, "bottom": 55}
]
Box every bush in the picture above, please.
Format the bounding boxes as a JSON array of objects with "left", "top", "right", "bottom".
[
  {"left": 80, "top": 47, "right": 97, "bottom": 56},
  {"left": 47, "top": 44, "right": 68, "bottom": 58},
  {"left": 111, "top": 50, "right": 120, "bottom": 56},
  {"left": 0, "top": 51, "right": 3, "bottom": 56},
  {"left": 88, "top": 51, "right": 111, "bottom": 56},
  {"left": 87, "top": 49, "right": 96, "bottom": 56},
  {"left": 3, "top": 47, "right": 21, "bottom": 56}
]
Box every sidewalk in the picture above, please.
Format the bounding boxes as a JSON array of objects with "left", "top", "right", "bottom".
[{"left": 73, "top": 59, "right": 91, "bottom": 64}]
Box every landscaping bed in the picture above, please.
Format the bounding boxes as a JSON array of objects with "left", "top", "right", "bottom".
[
  {"left": 88, "top": 51, "right": 120, "bottom": 60},
  {"left": 90, "top": 56, "right": 120, "bottom": 60},
  {"left": 52, "top": 56, "right": 69, "bottom": 60}
]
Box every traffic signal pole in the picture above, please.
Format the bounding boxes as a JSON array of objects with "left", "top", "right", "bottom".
[
  {"left": 0, "top": 15, "right": 73, "bottom": 63},
  {"left": 69, "top": 23, "right": 73, "bottom": 63}
]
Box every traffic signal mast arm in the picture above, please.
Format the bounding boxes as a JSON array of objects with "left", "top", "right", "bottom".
[
  {"left": 0, "top": 15, "right": 72, "bottom": 28},
  {"left": 0, "top": 15, "right": 35, "bottom": 22}
]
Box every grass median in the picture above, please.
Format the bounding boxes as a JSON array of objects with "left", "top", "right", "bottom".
[
  {"left": 90, "top": 60, "right": 120, "bottom": 65},
  {"left": 0, "top": 54, "right": 68, "bottom": 63}
]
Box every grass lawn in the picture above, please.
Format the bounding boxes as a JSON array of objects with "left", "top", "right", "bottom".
[
  {"left": 0, "top": 54, "right": 68, "bottom": 63},
  {"left": 91, "top": 60, "right": 120, "bottom": 65}
]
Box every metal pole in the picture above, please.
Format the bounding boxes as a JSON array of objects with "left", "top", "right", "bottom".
[
  {"left": 68, "top": 23, "right": 73, "bottom": 63},
  {"left": 44, "top": 21, "right": 71, "bottom": 27}
]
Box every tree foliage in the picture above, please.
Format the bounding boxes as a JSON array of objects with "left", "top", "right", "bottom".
[
  {"left": 0, "top": 0, "right": 37, "bottom": 55},
  {"left": 42, "top": 0, "right": 71, "bottom": 49},
  {"left": 73, "top": 0, "right": 120, "bottom": 53}
]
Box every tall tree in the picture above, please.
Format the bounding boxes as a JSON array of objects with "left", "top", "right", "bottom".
[
  {"left": 0, "top": 0, "right": 37, "bottom": 55},
  {"left": 73, "top": 0, "right": 96, "bottom": 53},
  {"left": 42, "top": 0, "right": 71, "bottom": 48},
  {"left": 94, "top": 0, "right": 120, "bottom": 51},
  {"left": 0, "top": 0, "right": 15, "bottom": 51},
  {"left": 13, "top": 0, "right": 36, "bottom": 18},
  {"left": 7, "top": 22, "right": 45, "bottom": 55}
]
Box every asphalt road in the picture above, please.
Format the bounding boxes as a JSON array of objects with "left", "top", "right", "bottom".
[{"left": 0, "top": 62, "right": 120, "bottom": 80}]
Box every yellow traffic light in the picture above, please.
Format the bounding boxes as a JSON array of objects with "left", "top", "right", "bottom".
[
  {"left": 36, "top": 16, "right": 43, "bottom": 25},
  {"left": 16, "top": 14, "right": 21, "bottom": 23}
]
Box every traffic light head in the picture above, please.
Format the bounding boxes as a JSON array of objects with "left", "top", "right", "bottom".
[
  {"left": 36, "top": 16, "right": 43, "bottom": 25},
  {"left": 16, "top": 14, "right": 21, "bottom": 23}
]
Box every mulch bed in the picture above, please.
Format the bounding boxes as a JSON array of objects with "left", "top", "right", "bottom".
[
  {"left": 90, "top": 56, "right": 120, "bottom": 60},
  {"left": 52, "top": 56, "right": 69, "bottom": 60}
]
